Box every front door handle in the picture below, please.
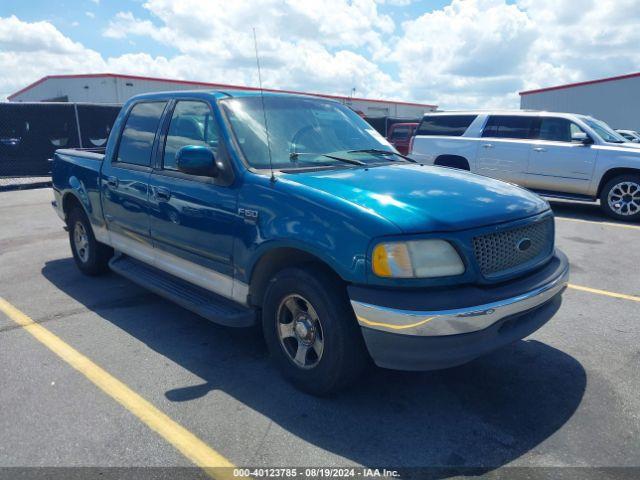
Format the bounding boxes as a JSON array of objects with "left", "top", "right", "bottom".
[
  {"left": 482, "top": 143, "right": 493, "bottom": 149},
  {"left": 156, "top": 187, "right": 171, "bottom": 201},
  {"left": 106, "top": 176, "right": 119, "bottom": 188},
  {"left": 533, "top": 147, "right": 547, "bottom": 152}
]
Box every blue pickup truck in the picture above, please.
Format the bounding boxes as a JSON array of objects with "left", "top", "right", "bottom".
[{"left": 52, "top": 90, "right": 569, "bottom": 395}]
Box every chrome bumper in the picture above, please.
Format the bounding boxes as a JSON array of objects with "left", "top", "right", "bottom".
[{"left": 351, "top": 260, "right": 569, "bottom": 337}]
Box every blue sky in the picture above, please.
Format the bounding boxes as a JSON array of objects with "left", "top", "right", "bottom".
[{"left": 1, "top": 0, "right": 639, "bottom": 107}]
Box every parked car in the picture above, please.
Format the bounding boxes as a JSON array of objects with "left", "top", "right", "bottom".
[
  {"left": 615, "top": 129, "right": 640, "bottom": 143},
  {"left": 410, "top": 111, "right": 640, "bottom": 221},
  {"left": 52, "top": 91, "right": 569, "bottom": 395},
  {"left": 386, "top": 122, "right": 418, "bottom": 155},
  {"left": 364, "top": 116, "right": 420, "bottom": 138}
]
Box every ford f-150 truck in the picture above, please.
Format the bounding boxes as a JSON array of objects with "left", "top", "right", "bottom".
[{"left": 52, "top": 91, "right": 569, "bottom": 395}]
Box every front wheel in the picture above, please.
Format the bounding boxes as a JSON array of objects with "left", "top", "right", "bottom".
[
  {"left": 67, "top": 207, "right": 113, "bottom": 275},
  {"left": 262, "top": 266, "right": 368, "bottom": 395},
  {"left": 600, "top": 174, "right": 640, "bottom": 222}
]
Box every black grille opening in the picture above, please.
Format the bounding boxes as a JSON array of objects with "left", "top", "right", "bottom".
[{"left": 473, "top": 217, "right": 553, "bottom": 277}]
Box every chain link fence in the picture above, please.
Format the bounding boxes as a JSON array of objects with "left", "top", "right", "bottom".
[{"left": 0, "top": 103, "right": 121, "bottom": 190}]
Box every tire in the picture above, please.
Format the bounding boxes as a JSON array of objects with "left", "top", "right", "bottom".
[
  {"left": 67, "top": 207, "right": 113, "bottom": 275},
  {"left": 262, "top": 266, "right": 369, "bottom": 395},
  {"left": 599, "top": 174, "right": 640, "bottom": 222}
]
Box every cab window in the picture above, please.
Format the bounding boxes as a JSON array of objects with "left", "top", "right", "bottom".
[
  {"left": 117, "top": 102, "right": 167, "bottom": 166},
  {"left": 537, "top": 118, "right": 586, "bottom": 143},
  {"left": 163, "top": 101, "right": 219, "bottom": 170}
]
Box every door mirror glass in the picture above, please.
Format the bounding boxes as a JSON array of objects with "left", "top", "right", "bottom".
[
  {"left": 176, "top": 146, "right": 218, "bottom": 176},
  {"left": 571, "top": 132, "right": 593, "bottom": 145}
]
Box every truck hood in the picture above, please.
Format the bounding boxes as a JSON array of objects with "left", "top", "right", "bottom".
[{"left": 281, "top": 164, "right": 549, "bottom": 233}]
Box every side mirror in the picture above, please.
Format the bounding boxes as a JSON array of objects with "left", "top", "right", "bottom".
[
  {"left": 175, "top": 146, "right": 218, "bottom": 177},
  {"left": 571, "top": 132, "right": 593, "bottom": 145}
]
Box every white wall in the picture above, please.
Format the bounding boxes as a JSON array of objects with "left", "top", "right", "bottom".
[
  {"left": 520, "top": 76, "right": 640, "bottom": 131},
  {"left": 10, "top": 76, "right": 434, "bottom": 119}
]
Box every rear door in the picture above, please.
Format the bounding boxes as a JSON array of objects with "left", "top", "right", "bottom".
[
  {"left": 102, "top": 101, "right": 167, "bottom": 250},
  {"left": 524, "top": 117, "right": 597, "bottom": 195},
  {"left": 148, "top": 99, "right": 239, "bottom": 300},
  {"left": 476, "top": 115, "right": 536, "bottom": 185}
]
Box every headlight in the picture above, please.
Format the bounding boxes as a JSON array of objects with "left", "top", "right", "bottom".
[{"left": 372, "top": 239, "right": 465, "bottom": 278}]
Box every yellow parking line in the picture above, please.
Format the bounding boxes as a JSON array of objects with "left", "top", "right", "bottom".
[
  {"left": 556, "top": 216, "right": 640, "bottom": 230},
  {"left": 568, "top": 284, "right": 640, "bottom": 302},
  {"left": 0, "top": 297, "right": 241, "bottom": 480}
]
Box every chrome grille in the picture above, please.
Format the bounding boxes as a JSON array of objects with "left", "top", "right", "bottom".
[{"left": 473, "top": 217, "right": 553, "bottom": 277}]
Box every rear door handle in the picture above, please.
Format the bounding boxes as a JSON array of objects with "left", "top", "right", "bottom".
[
  {"left": 533, "top": 147, "right": 547, "bottom": 152},
  {"left": 156, "top": 187, "right": 171, "bottom": 201},
  {"left": 482, "top": 143, "right": 493, "bottom": 149},
  {"left": 106, "top": 176, "right": 119, "bottom": 188}
]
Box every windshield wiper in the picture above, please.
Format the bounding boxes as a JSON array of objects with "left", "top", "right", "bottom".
[
  {"left": 347, "top": 148, "right": 416, "bottom": 163},
  {"left": 289, "top": 151, "right": 367, "bottom": 166}
]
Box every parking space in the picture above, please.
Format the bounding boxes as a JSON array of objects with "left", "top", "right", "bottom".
[{"left": 1, "top": 188, "right": 639, "bottom": 477}]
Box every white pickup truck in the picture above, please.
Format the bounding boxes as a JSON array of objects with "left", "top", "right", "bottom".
[{"left": 410, "top": 111, "right": 640, "bottom": 221}]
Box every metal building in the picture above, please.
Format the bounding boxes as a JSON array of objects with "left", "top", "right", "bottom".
[
  {"left": 8, "top": 73, "right": 437, "bottom": 118},
  {"left": 520, "top": 72, "right": 640, "bottom": 131}
]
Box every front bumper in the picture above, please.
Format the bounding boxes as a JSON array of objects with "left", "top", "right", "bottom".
[{"left": 349, "top": 250, "right": 569, "bottom": 370}]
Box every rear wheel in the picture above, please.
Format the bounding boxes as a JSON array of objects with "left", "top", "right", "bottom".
[
  {"left": 600, "top": 174, "right": 640, "bottom": 222},
  {"left": 67, "top": 207, "right": 113, "bottom": 275},
  {"left": 262, "top": 266, "right": 368, "bottom": 395}
]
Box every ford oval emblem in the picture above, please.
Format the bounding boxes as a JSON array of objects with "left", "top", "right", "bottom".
[{"left": 517, "top": 238, "right": 532, "bottom": 252}]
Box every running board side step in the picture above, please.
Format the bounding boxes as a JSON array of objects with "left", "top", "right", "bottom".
[{"left": 109, "top": 255, "right": 256, "bottom": 327}]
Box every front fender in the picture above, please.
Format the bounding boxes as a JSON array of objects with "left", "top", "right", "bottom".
[
  {"left": 242, "top": 237, "right": 366, "bottom": 286},
  {"left": 233, "top": 174, "right": 398, "bottom": 285}
]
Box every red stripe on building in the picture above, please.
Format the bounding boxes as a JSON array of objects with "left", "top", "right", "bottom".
[
  {"left": 519, "top": 72, "right": 640, "bottom": 96},
  {"left": 8, "top": 73, "right": 437, "bottom": 108}
]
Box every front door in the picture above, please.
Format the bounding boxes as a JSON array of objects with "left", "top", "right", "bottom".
[
  {"left": 148, "top": 99, "right": 239, "bottom": 301},
  {"left": 102, "top": 101, "right": 168, "bottom": 251},
  {"left": 475, "top": 115, "right": 536, "bottom": 185},
  {"left": 524, "top": 117, "right": 597, "bottom": 195}
]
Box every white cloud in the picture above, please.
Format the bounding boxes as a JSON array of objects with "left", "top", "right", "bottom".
[
  {"left": 85, "top": 11, "right": 96, "bottom": 19},
  {"left": 376, "top": 0, "right": 415, "bottom": 5},
  {"left": 3, "top": 1, "right": 640, "bottom": 107},
  {"left": 392, "top": 0, "right": 640, "bottom": 108},
  {"left": 101, "top": 0, "right": 400, "bottom": 97}
]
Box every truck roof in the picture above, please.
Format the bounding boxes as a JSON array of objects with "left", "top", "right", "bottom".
[{"left": 125, "top": 89, "right": 339, "bottom": 103}]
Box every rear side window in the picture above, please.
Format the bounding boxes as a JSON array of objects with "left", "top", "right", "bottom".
[
  {"left": 117, "top": 102, "right": 167, "bottom": 166},
  {"left": 482, "top": 116, "right": 536, "bottom": 140},
  {"left": 390, "top": 126, "right": 411, "bottom": 139},
  {"left": 416, "top": 115, "right": 477, "bottom": 137}
]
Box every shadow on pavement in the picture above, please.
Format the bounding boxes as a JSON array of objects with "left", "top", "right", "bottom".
[
  {"left": 42, "top": 258, "right": 586, "bottom": 477},
  {"left": 547, "top": 199, "right": 637, "bottom": 227}
]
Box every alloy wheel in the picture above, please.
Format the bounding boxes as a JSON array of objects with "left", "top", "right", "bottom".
[
  {"left": 73, "top": 221, "right": 90, "bottom": 263},
  {"left": 276, "top": 294, "right": 324, "bottom": 369},
  {"left": 608, "top": 181, "right": 640, "bottom": 216}
]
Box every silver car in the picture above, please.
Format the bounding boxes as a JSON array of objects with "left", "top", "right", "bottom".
[{"left": 410, "top": 111, "right": 640, "bottom": 221}]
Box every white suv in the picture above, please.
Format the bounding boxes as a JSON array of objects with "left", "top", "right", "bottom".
[{"left": 410, "top": 111, "right": 640, "bottom": 221}]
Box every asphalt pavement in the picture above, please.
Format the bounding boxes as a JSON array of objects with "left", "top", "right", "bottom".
[{"left": 0, "top": 188, "right": 638, "bottom": 479}]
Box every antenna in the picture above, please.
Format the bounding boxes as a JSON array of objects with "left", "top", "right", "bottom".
[{"left": 253, "top": 28, "right": 275, "bottom": 182}]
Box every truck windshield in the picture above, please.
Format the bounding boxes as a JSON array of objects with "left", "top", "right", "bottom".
[
  {"left": 220, "top": 96, "right": 398, "bottom": 169},
  {"left": 582, "top": 117, "right": 627, "bottom": 143}
]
